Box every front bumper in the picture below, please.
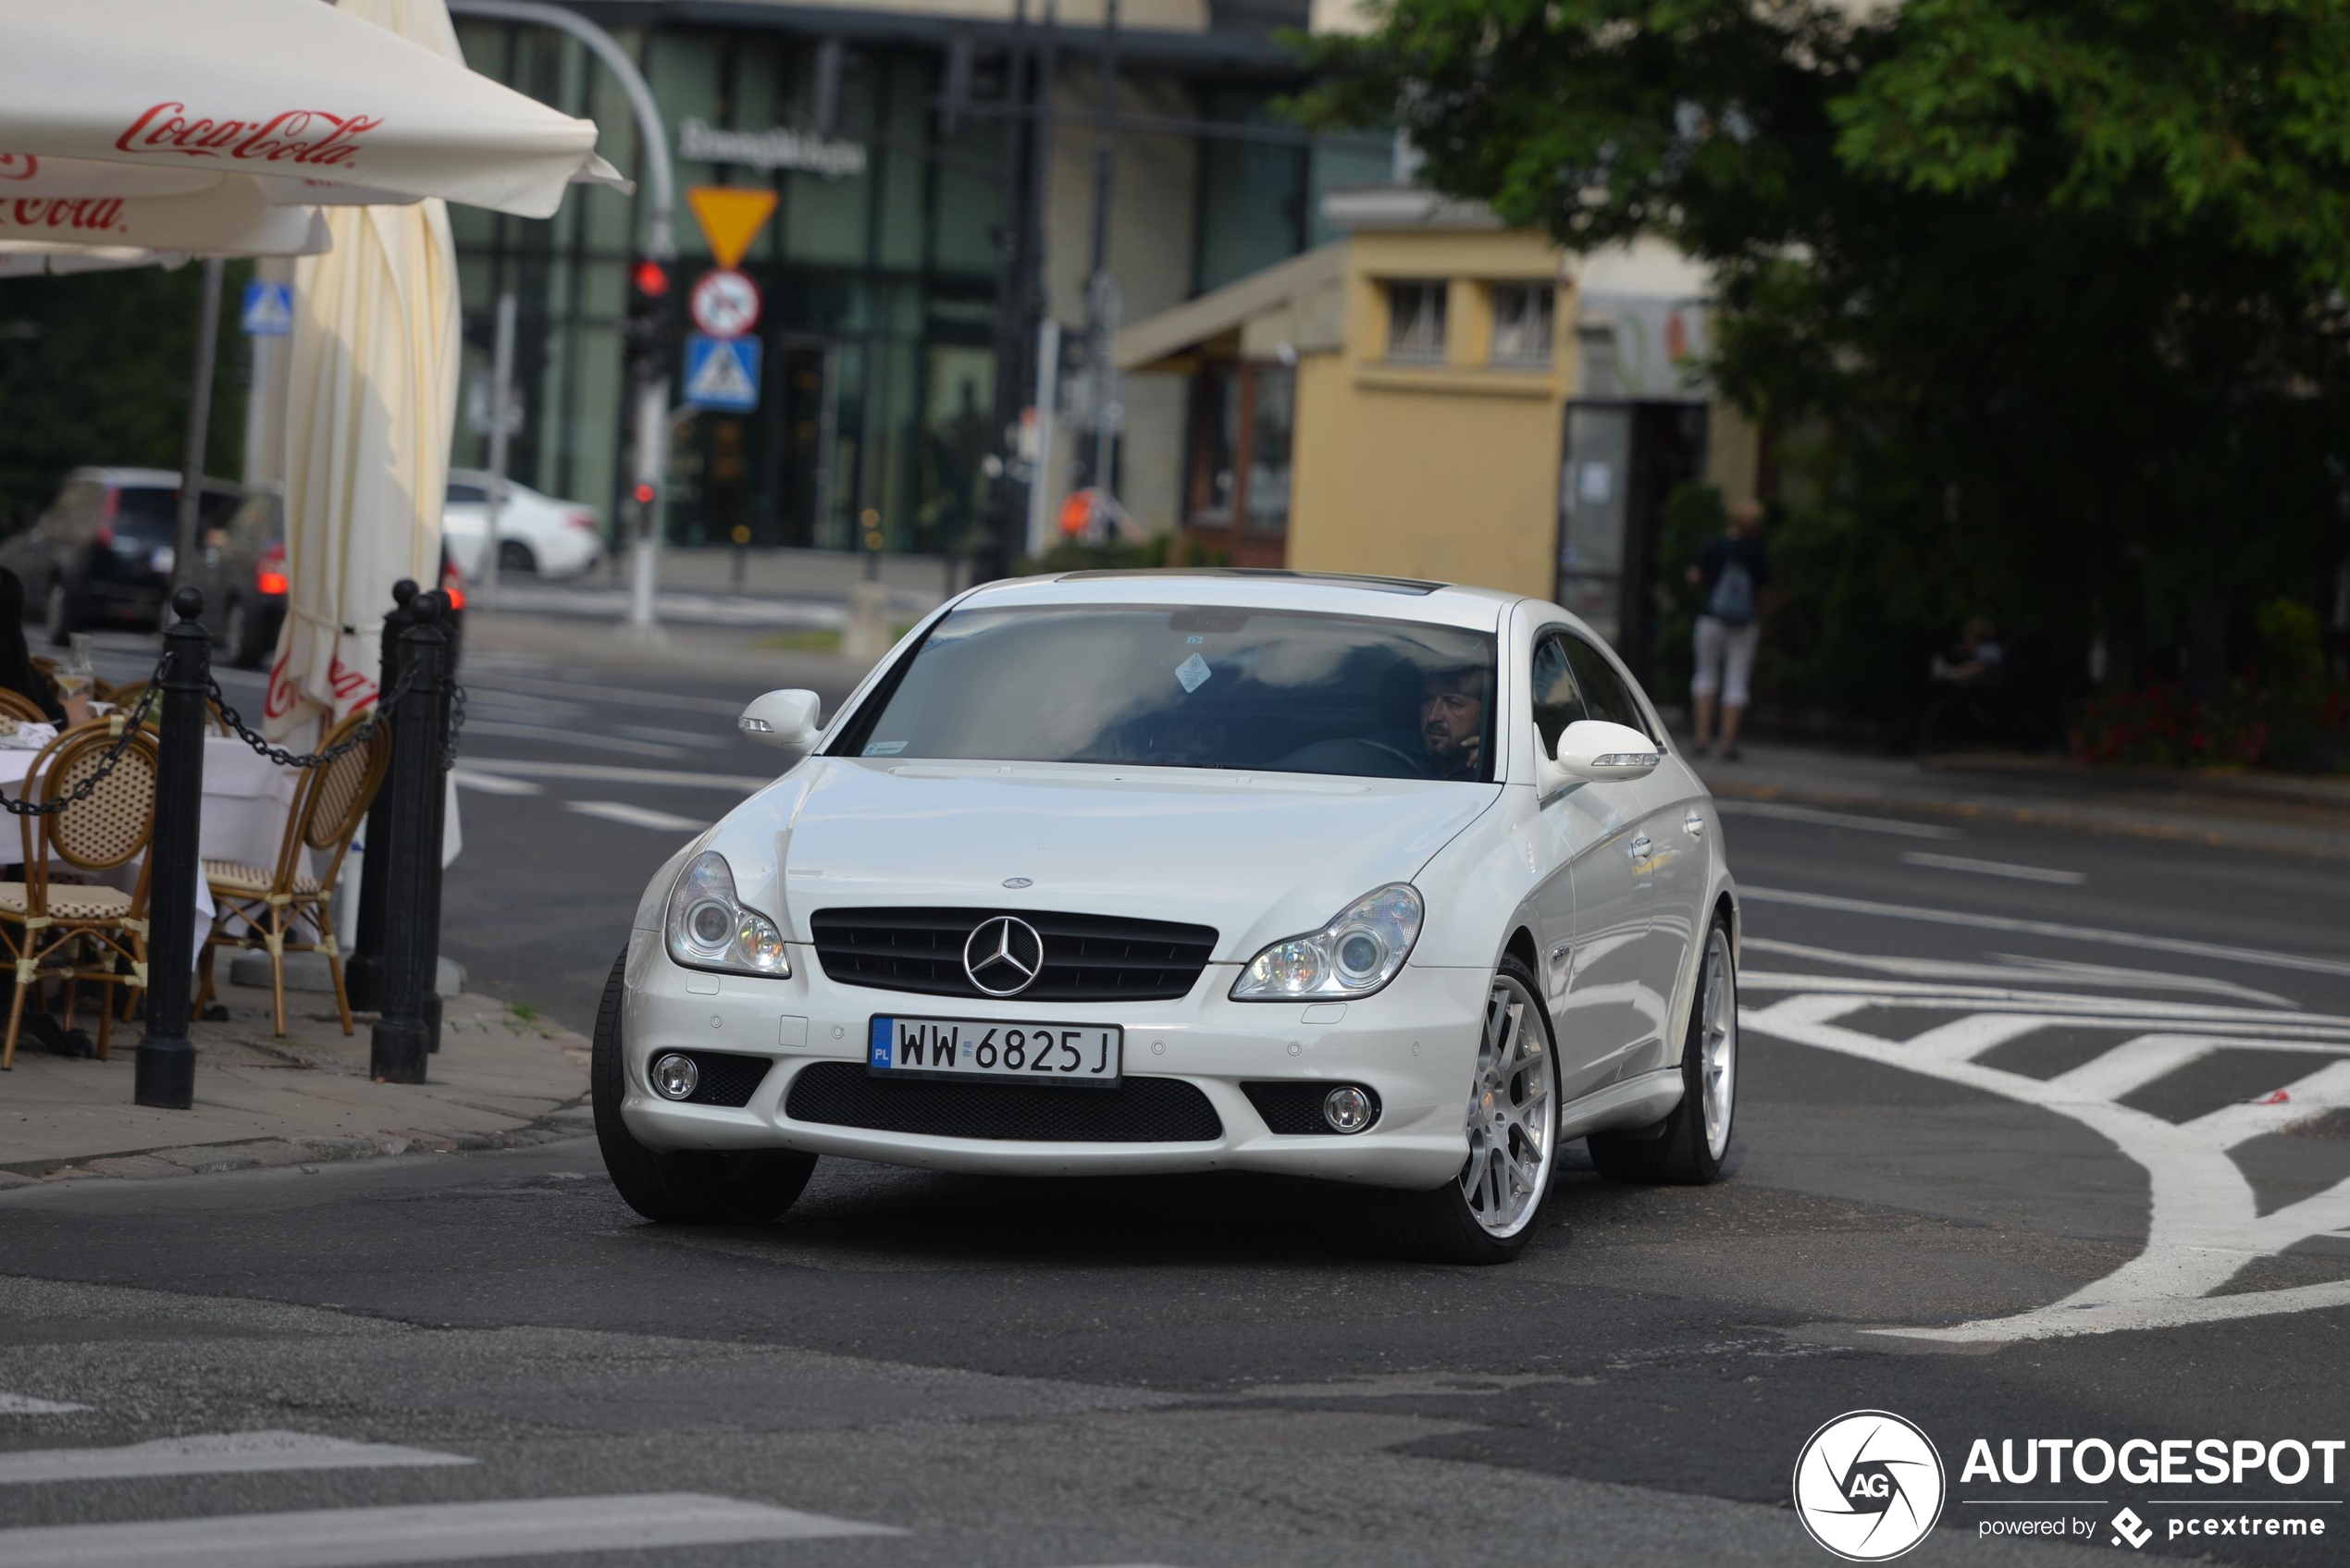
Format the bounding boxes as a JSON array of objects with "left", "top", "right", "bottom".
[{"left": 617, "top": 932, "right": 1482, "bottom": 1191}]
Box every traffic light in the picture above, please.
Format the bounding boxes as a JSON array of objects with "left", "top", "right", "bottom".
[{"left": 623, "top": 257, "right": 671, "bottom": 383}]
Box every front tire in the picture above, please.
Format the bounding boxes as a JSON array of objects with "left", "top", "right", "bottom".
[
  {"left": 498, "top": 539, "right": 537, "bottom": 574},
  {"left": 590, "top": 951, "right": 816, "bottom": 1225},
  {"left": 1388, "top": 955, "right": 1561, "bottom": 1264},
  {"left": 1589, "top": 916, "right": 1738, "bottom": 1184}
]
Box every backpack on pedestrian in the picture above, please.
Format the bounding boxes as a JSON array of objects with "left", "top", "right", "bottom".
[{"left": 1706, "top": 558, "right": 1757, "bottom": 626}]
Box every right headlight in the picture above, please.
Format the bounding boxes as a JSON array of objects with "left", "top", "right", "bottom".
[
  {"left": 1231, "top": 883, "right": 1423, "bottom": 1001},
  {"left": 663, "top": 850, "right": 791, "bottom": 978}
]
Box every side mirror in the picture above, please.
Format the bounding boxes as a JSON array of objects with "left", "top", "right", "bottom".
[
  {"left": 1546, "top": 719, "right": 1662, "bottom": 787},
  {"left": 737, "top": 688, "right": 822, "bottom": 754}
]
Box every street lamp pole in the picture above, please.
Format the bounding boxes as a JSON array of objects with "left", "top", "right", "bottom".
[{"left": 448, "top": 0, "right": 674, "bottom": 638}]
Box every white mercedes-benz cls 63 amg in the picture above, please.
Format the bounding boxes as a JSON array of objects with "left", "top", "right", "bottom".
[{"left": 596, "top": 569, "right": 1739, "bottom": 1262}]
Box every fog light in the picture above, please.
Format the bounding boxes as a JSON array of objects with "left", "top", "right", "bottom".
[
  {"left": 651, "top": 1053, "right": 699, "bottom": 1101},
  {"left": 1322, "top": 1084, "right": 1373, "bottom": 1134}
]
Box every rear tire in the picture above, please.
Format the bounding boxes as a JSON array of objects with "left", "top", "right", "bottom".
[
  {"left": 498, "top": 540, "right": 537, "bottom": 574},
  {"left": 1387, "top": 955, "right": 1561, "bottom": 1264},
  {"left": 1589, "top": 916, "right": 1738, "bottom": 1185},
  {"left": 591, "top": 951, "right": 815, "bottom": 1225},
  {"left": 224, "top": 598, "right": 266, "bottom": 669}
]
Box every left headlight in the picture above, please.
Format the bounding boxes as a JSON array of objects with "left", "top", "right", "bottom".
[
  {"left": 663, "top": 850, "right": 791, "bottom": 978},
  {"left": 1231, "top": 883, "right": 1423, "bottom": 1002}
]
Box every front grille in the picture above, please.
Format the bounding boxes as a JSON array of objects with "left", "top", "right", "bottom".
[
  {"left": 785, "top": 1062, "right": 1222, "bottom": 1142},
  {"left": 1243, "top": 1081, "right": 1384, "bottom": 1135},
  {"left": 809, "top": 907, "right": 1218, "bottom": 1002},
  {"left": 655, "top": 1051, "right": 772, "bottom": 1108}
]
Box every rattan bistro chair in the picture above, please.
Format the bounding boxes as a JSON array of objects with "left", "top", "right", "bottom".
[
  {"left": 0, "top": 722, "right": 160, "bottom": 1069},
  {"left": 198, "top": 710, "right": 390, "bottom": 1037},
  {"left": 0, "top": 688, "right": 50, "bottom": 725}
]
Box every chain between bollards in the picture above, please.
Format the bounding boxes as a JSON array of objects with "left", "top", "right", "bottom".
[
  {"left": 368, "top": 591, "right": 453, "bottom": 1083},
  {"left": 133, "top": 587, "right": 212, "bottom": 1110}
]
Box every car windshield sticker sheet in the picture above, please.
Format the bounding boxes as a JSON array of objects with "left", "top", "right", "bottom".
[{"left": 1174, "top": 653, "right": 1212, "bottom": 693}]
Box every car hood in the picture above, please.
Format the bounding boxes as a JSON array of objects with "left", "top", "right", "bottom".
[{"left": 748, "top": 758, "right": 1500, "bottom": 963}]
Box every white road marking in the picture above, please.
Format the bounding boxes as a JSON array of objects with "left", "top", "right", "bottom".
[
  {"left": 1714, "top": 800, "right": 1960, "bottom": 839},
  {"left": 612, "top": 722, "right": 727, "bottom": 750},
  {"left": 0, "top": 1493, "right": 899, "bottom": 1568},
  {"left": 0, "top": 1431, "right": 471, "bottom": 1485},
  {"left": 464, "top": 670, "right": 751, "bottom": 716},
  {"left": 450, "top": 770, "right": 544, "bottom": 797},
  {"left": 1900, "top": 851, "right": 2085, "bottom": 885},
  {"left": 1738, "top": 974, "right": 2350, "bottom": 1039},
  {"left": 1742, "top": 885, "right": 2350, "bottom": 979},
  {"left": 0, "top": 1393, "right": 89, "bottom": 1414},
  {"left": 460, "top": 720, "right": 685, "bottom": 759},
  {"left": 1740, "top": 937, "right": 2294, "bottom": 1006},
  {"left": 456, "top": 759, "right": 770, "bottom": 792},
  {"left": 566, "top": 801, "right": 711, "bottom": 833},
  {"left": 1742, "top": 982, "right": 2350, "bottom": 1342}
]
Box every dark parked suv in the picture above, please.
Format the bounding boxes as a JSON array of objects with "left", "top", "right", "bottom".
[
  {"left": 184, "top": 483, "right": 290, "bottom": 668},
  {"left": 5, "top": 467, "right": 240, "bottom": 643}
]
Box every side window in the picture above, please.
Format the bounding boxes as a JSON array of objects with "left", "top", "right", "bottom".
[
  {"left": 1562, "top": 636, "right": 1655, "bottom": 741},
  {"left": 446, "top": 483, "right": 488, "bottom": 505},
  {"left": 1528, "top": 632, "right": 1588, "bottom": 754}
]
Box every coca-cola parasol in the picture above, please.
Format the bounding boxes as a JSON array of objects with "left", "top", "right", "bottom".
[{"left": 0, "top": 0, "right": 618, "bottom": 218}]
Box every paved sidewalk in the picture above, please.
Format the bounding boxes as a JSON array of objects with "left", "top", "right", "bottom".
[
  {"left": 0, "top": 990, "right": 589, "bottom": 1185},
  {"left": 1690, "top": 738, "right": 2350, "bottom": 858}
]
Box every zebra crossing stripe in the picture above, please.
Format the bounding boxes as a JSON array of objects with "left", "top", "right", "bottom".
[
  {"left": 0, "top": 1394, "right": 89, "bottom": 1415},
  {"left": 0, "top": 1431, "right": 472, "bottom": 1486},
  {"left": 0, "top": 1492, "right": 900, "bottom": 1568}
]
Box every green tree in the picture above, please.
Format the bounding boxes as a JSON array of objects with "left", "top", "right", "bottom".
[
  {"left": 0, "top": 264, "right": 250, "bottom": 527},
  {"left": 1306, "top": 1, "right": 2350, "bottom": 719}
]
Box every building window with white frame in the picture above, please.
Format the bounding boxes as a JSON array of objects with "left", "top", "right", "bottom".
[
  {"left": 1490, "top": 282, "right": 1555, "bottom": 367},
  {"left": 1385, "top": 280, "right": 1448, "bottom": 363}
]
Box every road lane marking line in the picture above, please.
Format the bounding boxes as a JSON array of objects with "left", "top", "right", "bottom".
[
  {"left": 612, "top": 722, "right": 726, "bottom": 750},
  {"left": 566, "top": 801, "right": 711, "bottom": 833},
  {"left": 0, "top": 1431, "right": 472, "bottom": 1485},
  {"left": 1742, "top": 982, "right": 2350, "bottom": 1342},
  {"left": 464, "top": 671, "right": 749, "bottom": 716},
  {"left": 450, "top": 771, "right": 545, "bottom": 797},
  {"left": 1900, "top": 850, "right": 2085, "bottom": 884},
  {"left": 1738, "top": 974, "right": 2350, "bottom": 1036},
  {"left": 1741, "top": 885, "right": 2350, "bottom": 979},
  {"left": 0, "top": 1492, "right": 901, "bottom": 1568},
  {"left": 0, "top": 1393, "right": 89, "bottom": 1414},
  {"left": 460, "top": 720, "right": 686, "bottom": 759},
  {"left": 457, "top": 760, "right": 770, "bottom": 792},
  {"left": 1714, "top": 800, "right": 1961, "bottom": 839},
  {"left": 1739, "top": 937, "right": 2294, "bottom": 1006},
  {"left": 2184, "top": 1058, "right": 2350, "bottom": 1147}
]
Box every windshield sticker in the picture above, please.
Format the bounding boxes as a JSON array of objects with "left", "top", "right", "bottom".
[
  {"left": 863, "top": 740, "right": 909, "bottom": 756},
  {"left": 1174, "top": 653, "right": 1212, "bottom": 693}
]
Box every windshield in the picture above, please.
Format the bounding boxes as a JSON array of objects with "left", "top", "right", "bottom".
[
  {"left": 839, "top": 604, "right": 1499, "bottom": 783},
  {"left": 113, "top": 486, "right": 237, "bottom": 542}
]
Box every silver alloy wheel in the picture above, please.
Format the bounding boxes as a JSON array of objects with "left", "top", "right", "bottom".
[
  {"left": 1699, "top": 926, "right": 1737, "bottom": 1161},
  {"left": 1459, "top": 972, "right": 1555, "bottom": 1238}
]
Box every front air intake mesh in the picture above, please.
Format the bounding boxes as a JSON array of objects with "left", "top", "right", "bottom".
[{"left": 785, "top": 1063, "right": 1221, "bottom": 1142}]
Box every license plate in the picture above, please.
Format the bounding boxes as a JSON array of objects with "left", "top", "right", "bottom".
[{"left": 869, "top": 1016, "right": 1121, "bottom": 1087}]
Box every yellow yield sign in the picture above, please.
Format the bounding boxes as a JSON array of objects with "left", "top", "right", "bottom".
[{"left": 686, "top": 186, "right": 779, "bottom": 269}]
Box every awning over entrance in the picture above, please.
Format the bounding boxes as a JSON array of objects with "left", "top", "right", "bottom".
[{"left": 1115, "top": 241, "right": 1347, "bottom": 373}]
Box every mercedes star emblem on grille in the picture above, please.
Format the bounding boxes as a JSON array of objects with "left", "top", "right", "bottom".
[{"left": 963, "top": 915, "right": 1045, "bottom": 996}]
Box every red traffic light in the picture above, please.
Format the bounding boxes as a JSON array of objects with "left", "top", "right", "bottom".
[
  {"left": 633, "top": 482, "right": 657, "bottom": 505},
  {"left": 631, "top": 259, "right": 670, "bottom": 298}
]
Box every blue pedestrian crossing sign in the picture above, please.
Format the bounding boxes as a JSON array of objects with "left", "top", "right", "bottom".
[
  {"left": 684, "top": 333, "right": 761, "bottom": 412},
  {"left": 241, "top": 279, "right": 294, "bottom": 338}
]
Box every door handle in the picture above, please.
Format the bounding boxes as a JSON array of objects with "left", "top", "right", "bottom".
[
  {"left": 1684, "top": 811, "right": 1705, "bottom": 837},
  {"left": 1629, "top": 834, "right": 1652, "bottom": 860}
]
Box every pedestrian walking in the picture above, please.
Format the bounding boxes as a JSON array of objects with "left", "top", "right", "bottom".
[
  {"left": 1687, "top": 500, "right": 1769, "bottom": 759},
  {"left": 0, "top": 569, "right": 71, "bottom": 726}
]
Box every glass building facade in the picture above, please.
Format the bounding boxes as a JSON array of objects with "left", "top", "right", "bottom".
[{"left": 449, "top": 6, "right": 1379, "bottom": 558}]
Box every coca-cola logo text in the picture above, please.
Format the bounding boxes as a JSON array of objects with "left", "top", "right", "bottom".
[
  {"left": 0, "top": 197, "right": 126, "bottom": 234},
  {"left": 116, "top": 103, "right": 383, "bottom": 168},
  {"left": 0, "top": 154, "right": 37, "bottom": 182}
]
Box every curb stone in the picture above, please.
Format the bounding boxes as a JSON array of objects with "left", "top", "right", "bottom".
[{"left": 8, "top": 1106, "right": 588, "bottom": 1186}]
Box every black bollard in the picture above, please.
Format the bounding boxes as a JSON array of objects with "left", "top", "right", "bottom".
[
  {"left": 134, "top": 587, "right": 210, "bottom": 1109},
  {"left": 344, "top": 579, "right": 417, "bottom": 1013},
  {"left": 367, "top": 592, "right": 451, "bottom": 1084}
]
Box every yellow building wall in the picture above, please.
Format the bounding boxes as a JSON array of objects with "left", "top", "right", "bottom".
[{"left": 1287, "top": 227, "right": 1574, "bottom": 599}]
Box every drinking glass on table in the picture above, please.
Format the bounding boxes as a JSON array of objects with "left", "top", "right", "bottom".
[{"left": 55, "top": 635, "right": 93, "bottom": 727}]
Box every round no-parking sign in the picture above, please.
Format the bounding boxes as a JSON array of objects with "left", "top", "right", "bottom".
[{"left": 688, "top": 268, "right": 761, "bottom": 339}]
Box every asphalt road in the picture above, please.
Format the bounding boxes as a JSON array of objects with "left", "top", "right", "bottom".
[{"left": 6, "top": 629, "right": 2345, "bottom": 1567}]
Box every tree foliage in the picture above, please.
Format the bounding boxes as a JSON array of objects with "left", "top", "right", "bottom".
[
  {"left": 0, "top": 265, "right": 249, "bottom": 527},
  {"left": 1305, "top": 1, "right": 2350, "bottom": 717}
]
